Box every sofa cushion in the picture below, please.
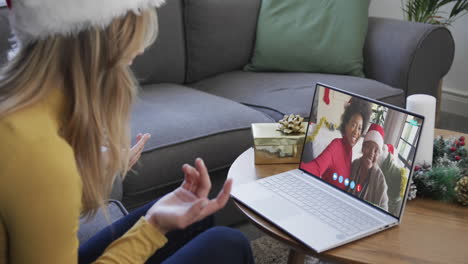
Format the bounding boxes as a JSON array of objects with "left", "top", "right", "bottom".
[
  {"left": 123, "top": 84, "right": 273, "bottom": 208},
  {"left": 191, "top": 71, "right": 405, "bottom": 121},
  {"left": 245, "top": 0, "right": 369, "bottom": 77},
  {"left": 184, "top": 0, "right": 261, "bottom": 83},
  {"left": 131, "top": 0, "right": 186, "bottom": 84}
]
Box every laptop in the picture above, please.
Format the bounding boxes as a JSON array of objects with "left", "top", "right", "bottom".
[{"left": 231, "top": 83, "right": 424, "bottom": 253}]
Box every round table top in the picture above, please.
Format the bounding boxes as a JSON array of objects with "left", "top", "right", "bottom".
[
  {"left": 227, "top": 128, "right": 468, "bottom": 263},
  {"left": 433, "top": 128, "right": 468, "bottom": 139}
]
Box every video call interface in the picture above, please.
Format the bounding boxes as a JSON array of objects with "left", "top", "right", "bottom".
[{"left": 300, "top": 85, "right": 423, "bottom": 217}]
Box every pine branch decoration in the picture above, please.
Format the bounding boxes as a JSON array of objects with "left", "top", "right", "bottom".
[{"left": 455, "top": 176, "right": 468, "bottom": 205}]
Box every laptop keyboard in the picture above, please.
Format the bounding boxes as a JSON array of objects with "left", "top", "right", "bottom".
[{"left": 258, "top": 173, "right": 382, "bottom": 236}]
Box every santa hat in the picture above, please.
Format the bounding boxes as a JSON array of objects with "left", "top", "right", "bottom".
[
  {"left": 364, "top": 123, "right": 385, "bottom": 150},
  {"left": 6, "top": 0, "right": 166, "bottom": 46}
]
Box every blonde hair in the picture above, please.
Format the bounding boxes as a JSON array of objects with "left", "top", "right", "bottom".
[{"left": 0, "top": 9, "right": 158, "bottom": 217}]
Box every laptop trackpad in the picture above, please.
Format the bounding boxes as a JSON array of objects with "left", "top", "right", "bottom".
[{"left": 251, "top": 195, "right": 302, "bottom": 221}]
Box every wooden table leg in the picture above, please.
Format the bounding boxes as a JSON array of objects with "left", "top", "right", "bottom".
[{"left": 287, "top": 248, "right": 306, "bottom": 264}]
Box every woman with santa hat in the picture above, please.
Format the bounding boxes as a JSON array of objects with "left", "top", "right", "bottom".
[
  {"left": 347, "top": 124, "right": 389, "bottom": 211},
  {"left": 0, "top": 0, "right": 253, "bottom": 263}
]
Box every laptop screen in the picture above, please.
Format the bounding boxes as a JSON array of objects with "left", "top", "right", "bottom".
[{"left": 300, "top": 84, "right": 424, "bottom": 218}]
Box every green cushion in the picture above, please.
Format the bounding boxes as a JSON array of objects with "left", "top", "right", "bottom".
[
  {"left": 245, "top": 0, "right": 369, "bottom": 77},
  {"left": 380, "top": 154, "right": 403, "bottom": 215},
  {"left": 381, "top": 154, "right": 402, "bottom": 200}
]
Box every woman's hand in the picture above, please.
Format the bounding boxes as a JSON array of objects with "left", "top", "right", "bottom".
[
  {"left": 128, "top": 133, "right": 151, "bottom": 171},
  {"left": 145, "top": 158, "right": 233, "bottom": 234}
]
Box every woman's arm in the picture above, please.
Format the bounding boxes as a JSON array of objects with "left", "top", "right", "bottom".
[
  {"left": 2, "top": 138, "right": 83, "bottom": 263},
  {"left": 93, "top": 219, "right": 167, "bottom": 263},
  {"left": 300, "top": 138, "right": 338, "bottom": 177},
  {"left": 2, "top": 135, "right": 166, "bottom": 263}
]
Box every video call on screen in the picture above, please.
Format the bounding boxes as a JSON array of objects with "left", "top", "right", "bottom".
[{"left": 300, "top": 85, "right": 422, "bottom": 217}]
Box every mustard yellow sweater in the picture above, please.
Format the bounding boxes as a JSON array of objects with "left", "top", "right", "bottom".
[{"left": 0, "top": 88, "right": 167, "bottom": 263}]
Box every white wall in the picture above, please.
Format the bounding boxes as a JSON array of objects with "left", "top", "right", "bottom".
[
  {"left": 369, "top": 0, "right": 468, "bottom": 117},
  {"left": 369, "top": 0, "right": 403, "bottom": 19},
  {"left": 317, "top": 88, "right": 351, "bottom": 126},
  {"left": 0, "top": 1, "right": 5, "bottom": 7}
]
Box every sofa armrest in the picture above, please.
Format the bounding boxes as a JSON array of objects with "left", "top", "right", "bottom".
[
  {"left": 364, "top": 17, "right": 455, "bottom": 103},
  {"left": 110, "top": 174, "right": 124, "bottom": 201}
]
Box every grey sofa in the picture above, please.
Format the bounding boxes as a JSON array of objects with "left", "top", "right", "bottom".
[{"left": 0, "top": 0, "right": 454, "bottom": 237}]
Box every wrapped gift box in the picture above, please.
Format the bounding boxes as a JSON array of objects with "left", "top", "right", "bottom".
[{"left": 252, "top": 123, "right": 307, "bottom": 164}]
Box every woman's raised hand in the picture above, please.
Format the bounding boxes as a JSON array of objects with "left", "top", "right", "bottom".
[
  {"left": 128, "top": 133, "right": 151, "bottom": 171},
  {"left": 144, "top": 158, "right": 233, "bottom": 234}
]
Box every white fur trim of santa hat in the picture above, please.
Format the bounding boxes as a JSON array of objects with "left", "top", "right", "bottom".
[
  {"left": 7, "top": 0, "right": 166, "bottom": 46},
  {"left": 364, "top": 123, "right": 385, "bottom": 150}
]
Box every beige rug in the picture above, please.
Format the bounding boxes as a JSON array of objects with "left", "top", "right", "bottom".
[{"left": 250, "top": 236, "right": 321, "bottom": 264}]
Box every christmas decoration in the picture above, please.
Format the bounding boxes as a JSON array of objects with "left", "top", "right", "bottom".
[
  {"left": 410, "top": 135, "right": 468, "bottom": 205},
  {"left": 413, "top": 166, "right": 460, "bottom": 201},
  {"left": 323, "top": 88, "right": 330, "bottom": 105},
  {"left": 371, "top": 105, "right": 386, "bottom": 126},
  {"left": 433, "top": 135, "right": 467, "bottom": 168},
  {"left": 277, "top": 114, "right": 306, "bottom": 135},
  {"left": 252, "top": 123, "right": 306, "bottom": 164},
  {"left": 306, "top": 117, "right": 338, "bottom": 143},
  {"left": 455, "top": 176, "right": 468, "bottom": 206},
  {"left": 407, "top": 180, "right": 417, "bottom": 200}
]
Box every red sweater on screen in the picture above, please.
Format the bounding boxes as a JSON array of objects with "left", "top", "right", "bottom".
[{"left": 300, "top": 138, "right": 353, "bottom": 190}]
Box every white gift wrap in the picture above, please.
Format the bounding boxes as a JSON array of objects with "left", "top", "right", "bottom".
[{"left": 406, "top": 94, "right": 436, "bottom": 166}]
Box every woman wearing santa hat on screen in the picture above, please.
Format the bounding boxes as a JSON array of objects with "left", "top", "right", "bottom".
[
  {"left": 0, "top": 1, "right": 253, "bottom": 263},
  {"left": 347, "top": 124, "right": 389, "bottom": 211}
]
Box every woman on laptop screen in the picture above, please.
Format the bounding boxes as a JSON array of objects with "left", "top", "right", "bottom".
[
  {"left": 347, "top": 124, "right": 389, "bottom": 210},
  {"left": 301, "top": 98, "right": 372, "bottom": 190}
]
